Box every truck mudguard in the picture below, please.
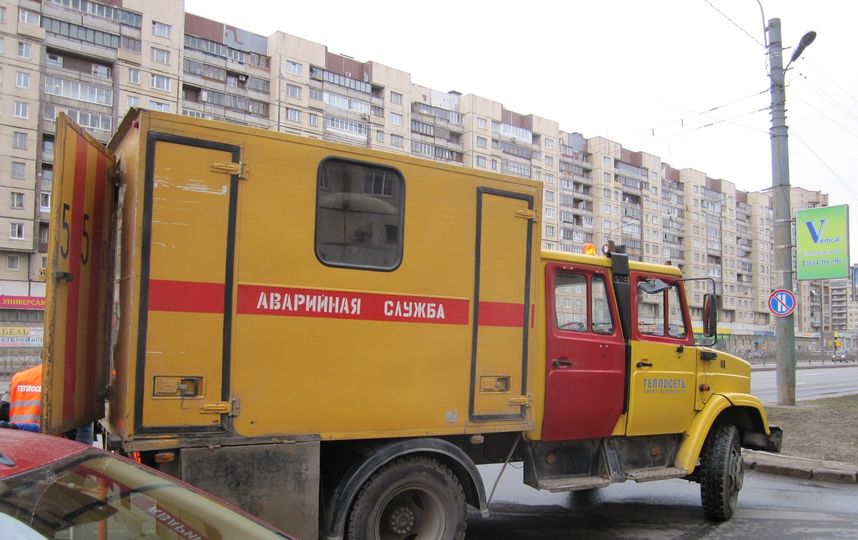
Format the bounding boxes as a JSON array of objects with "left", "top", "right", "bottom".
[
  {"left": 323, "top": 438, "right": 488, "bottom": 539},
  {"left": 675, "top": 393, "right": 771, "bottom": 471}
]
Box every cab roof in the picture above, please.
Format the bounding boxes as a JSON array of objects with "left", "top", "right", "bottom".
[{"left": 541, "top": 250, "right": 683, "bottom": 277}]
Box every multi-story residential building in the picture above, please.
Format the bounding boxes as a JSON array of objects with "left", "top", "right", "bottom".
[{"left": 0, "top": 0, "right": 851, "bottom": 356}]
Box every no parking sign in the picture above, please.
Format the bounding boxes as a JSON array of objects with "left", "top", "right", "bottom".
[{"left": 768, "top": 289, "right": 796, "bottom": 317}]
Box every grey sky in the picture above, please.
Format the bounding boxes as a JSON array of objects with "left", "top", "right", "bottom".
[{"left": 185, "top": 0, "right": 858, "bottom": 262}]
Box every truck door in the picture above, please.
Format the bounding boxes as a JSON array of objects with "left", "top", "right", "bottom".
[
  {"left": 625, "top": 274, "right": 696, "bottom": 436},
  {"left": 42, "top": 115, "right": 114, "bottom": 435},
  {"left": 542, "top": 263, "right": 625, "bottom": 441},
  {"left": 470, "top": 188, "right": 534, "bottom": 420},
  {"left": 136, "top": 134, "right": 240, "bottom": 434}
]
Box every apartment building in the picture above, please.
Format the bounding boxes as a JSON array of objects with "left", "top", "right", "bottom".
[{"left": 0, "top": 0, "right": 851, "bottom": 356}]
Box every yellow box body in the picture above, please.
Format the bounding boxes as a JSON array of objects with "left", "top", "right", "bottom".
[{"left": 45, "top": 110, "right": 543, "bottom": 444}]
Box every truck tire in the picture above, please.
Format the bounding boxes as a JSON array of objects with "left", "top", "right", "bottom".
[
  {"left": 346, "top": 455, "right": 467, "bottom": 540},
  {"left": 700, "top": 424, "right": 743, "bottom": 521}
]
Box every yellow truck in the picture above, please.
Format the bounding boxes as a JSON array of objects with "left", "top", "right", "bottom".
[{"left": 42, "top": 110, "right": 781, "bottom": 539}]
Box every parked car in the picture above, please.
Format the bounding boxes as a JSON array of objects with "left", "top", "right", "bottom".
[{"left": 0, "top": 429, "right": 293, "bottom": 539}]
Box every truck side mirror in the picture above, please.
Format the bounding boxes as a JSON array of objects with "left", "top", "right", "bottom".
[{"left": 702, "top": 293, "right": 718, "bottom": 337}]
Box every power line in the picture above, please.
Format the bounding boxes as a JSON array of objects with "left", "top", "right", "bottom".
[
  {"left": 791, "top": 133, "right": 858, "bottom": 202},
  {"left": 801, "top": 60, "right": 858, "bottom": 109},
  {"left": 794, "top": 73, "right": 858, "bottom": 126},
  {"left": 702, "top": 0, "right": 765, "bottom": 48},
  {"left": 633, "top": 105, "right": 770, "bottom": 146},
  {"left": 790, "top": 93, "right": 858, "bottom": 141},
  {"left": 621, "top": 87, "right": 769, "bottom": 141}
]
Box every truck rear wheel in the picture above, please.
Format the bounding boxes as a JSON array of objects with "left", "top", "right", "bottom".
[
  {"left": 700, "top": 424, "right": 743, "bottom": 521},
  {"left": 346, "top": 455, "right": 467, "bottom": 540}
]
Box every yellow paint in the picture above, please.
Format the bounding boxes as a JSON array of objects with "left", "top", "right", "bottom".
[{"left": 46, "top": 109, "right": 774, "bottom": 479}]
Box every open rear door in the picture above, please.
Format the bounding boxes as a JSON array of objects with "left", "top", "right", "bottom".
[{"left": 42, "top": 114, "right": 114, "bottom": 435}]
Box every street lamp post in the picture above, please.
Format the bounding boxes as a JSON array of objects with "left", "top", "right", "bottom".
[{"left": 767, "top": 18, "right": 816, "bottom": 405}]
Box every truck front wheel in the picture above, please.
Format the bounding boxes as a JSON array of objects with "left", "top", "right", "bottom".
[
  {"left": 700, "top": 424, "right": 744, "bottom": 521},
  {"left": 346, "top": 455, "right": 467, "bottom": 540}
]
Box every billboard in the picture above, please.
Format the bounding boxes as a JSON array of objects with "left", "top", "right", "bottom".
[{"left": 796, "top": 205, "right": 850, "bottom": 280}]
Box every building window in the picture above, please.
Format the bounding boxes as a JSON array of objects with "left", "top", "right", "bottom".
[
  {"left": 17, "top": 42, "right": 32, "bottom": 59},
  {"left": 545, "top": 155, "right": 554, "bottom": 166},
  {"left": 14, "top": 102, "right": 29, "bottom": 119},
  {"left": 545, "top": 138, "right": 554, "bottom": 149},
  {"left": 0, "top": 6, "right": 5, "bottom": 23},
  {"left": 545, "top": 225, "right": 555, "bottom": 237},
  {"left": 309, "top": 113, "right": 318, "bottom": 127},
  {"left": 391, "top": 134, "right": 403, "bottom": 147},
  {"left": 10, "top": 223, "right": 24, "bottom": 240},
  {"left": 476, "top": 155, "right": 486, "bottom": 168},
  {"left": 315, "top": 159, "right": 404, "bottom": 270},
  {"left": 152, "top": 21, "right": 171, "bottom": 38},
  {"left": 287, "top": 61, "right": 302, "bottom": 75},
  {"left": 309, "top": 87, "right": 323, "bottom": 101},
  {"left": 545, "top": 207, "right": 556, "bottom": 218},
  {"left": 7, "top": 255, "right": 20, "bottom": 272},
  {"left": 287, "top": 108, "right": 300, "bottom": 122},
  {"left": 376, "top": 130, "right": 384, "bottom": 143},
  {"left": 477, "top": 117, "right": 487, "bottom": 130},
  {"left": 390, "top": 112, "right": 403, "bottom": 126},
  {"left": 121, "top": 35, "right": 141, "bottom": 53},
  {"left": 127, "top": 96, "right": 138, "bottom": 109},
  {"left": 13, "top": 132, "right": 27, "bottom": 149},
  {"left": 128, "top": 68, "right": 140, "bottom": 84},
  {"left": 15, "top": 72, "right": 30, "bottom": 89},
  {"left": 476, "top": 136, "right": 487, "bottom": 149},
  {"left": 11, "top": 162, "right": 26, "bottom": 179},
  {"left": 390, "top": 91, "right": 402, "bottom": 105},
  {"left": 11, "top": 192, "right": 25, "bottom": 209},
  {"left": 151, "top": 74, "right": 171, "bottom": 91},
  {"left": 18, "top": 9, "right": 39, "bottom": 25},
  {"left": 151, "top": 47, "right": 171, "bottom": 65},
  {"left": 545, "top": 190, "right": 555, "bottom": 202},
  {"left": 40, "top": 193, "right": 51, "bottom": 211},
  {"left": 286, "top": 84, "right": 301, "bottom": 98},
  {"left": 149, "top": 101, "right": 170, "bottom": 112},
  {"left": 491, "top": 159, "right": 498, "bottom": 170}
]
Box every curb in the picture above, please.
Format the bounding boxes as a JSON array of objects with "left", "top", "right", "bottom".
[{"left": 743, "top": 449, "right": 858, "bottom": 483}]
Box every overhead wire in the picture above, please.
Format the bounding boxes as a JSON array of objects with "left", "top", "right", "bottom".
[
  {"left": 790, "top": 134, "right": 858, "bottom": 202},
  {"left": 702, "top": 0, "right": 765, "bottom": 47}
]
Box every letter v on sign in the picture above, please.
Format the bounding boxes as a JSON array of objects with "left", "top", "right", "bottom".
[{"left": 806, "top": 219, "right": 826, "bottom": 243}]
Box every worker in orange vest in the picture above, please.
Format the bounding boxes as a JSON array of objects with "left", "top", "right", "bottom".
[{"left": 5, "top": 363, "right": 42, "bottom": 432}]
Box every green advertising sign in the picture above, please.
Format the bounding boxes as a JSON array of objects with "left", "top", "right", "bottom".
[{"left": 796, "top": 204, "right": 850, "bottom": 280}]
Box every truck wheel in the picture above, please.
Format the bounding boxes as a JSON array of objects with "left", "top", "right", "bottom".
[
  {"left": 700, "top": 424, "right": 743, "bottom": 521},
  {"left": 347, "top": 455, "right": 466, "bottom": 540}
]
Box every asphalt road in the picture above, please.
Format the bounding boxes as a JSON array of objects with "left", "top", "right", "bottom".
[
  {"left": 751, "top": 364, "right": 858, "bottom": 403},
  {"left": 470, "top": 465, "right": 858, "bottom": 539}
]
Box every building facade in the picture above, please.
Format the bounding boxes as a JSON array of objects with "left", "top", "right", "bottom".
[{"left": 0, "top": 0, "right": 852, "bottom": 355}]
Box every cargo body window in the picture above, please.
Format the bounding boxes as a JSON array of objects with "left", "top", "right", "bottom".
[{"left": 316, "top": 159, "right": 404, "bottom": 270}]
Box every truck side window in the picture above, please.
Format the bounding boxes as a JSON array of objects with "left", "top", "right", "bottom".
[
  {"left": 667, "top": 284, "right": 687, "bottom": 338},
  {"left": 315, "top": 159, "right": 404, "bottom": 270},
  {"left": 637, "top": 282, "right": 665, "bottom": 335},
  {"left": 592, "top": 275, "right": 614, "bottom": 335},
  {"left": 555, "top": 272, "right": 587, "bottom": 332},
  {"left": 637, "top": 280, "right": 686, "bottom": 338}
]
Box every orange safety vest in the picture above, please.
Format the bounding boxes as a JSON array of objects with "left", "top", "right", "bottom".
[{"left": 9, "top": 364, "right": 42, "bottom": 427}]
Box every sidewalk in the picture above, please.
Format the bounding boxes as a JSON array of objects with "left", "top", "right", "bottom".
[{"left": 744, "top": 449, "right": 858, "bottom": 483}]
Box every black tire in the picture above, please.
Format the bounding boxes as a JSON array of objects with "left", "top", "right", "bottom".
[
  {"left": 346, "top": 455, "right": 467, "bottom": 540},
  {"left": 700, "top": 424, "right": 744, "bottom": 521}
]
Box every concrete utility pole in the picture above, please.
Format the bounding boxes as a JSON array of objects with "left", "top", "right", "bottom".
[{"left": 767, "top": 18, "right": 816, "bottom": 406}]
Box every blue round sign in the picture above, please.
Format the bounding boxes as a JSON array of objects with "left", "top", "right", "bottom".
[{"left": 768, "top": 289, "right": 796, "bottom": 317}]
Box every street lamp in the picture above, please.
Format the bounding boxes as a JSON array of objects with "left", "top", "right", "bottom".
[
  {"left": 602, "top": 217, "right": 640, "bottom": 245},
  {"left": 767, "top": 19, "right": 816, "bottom": 405}
]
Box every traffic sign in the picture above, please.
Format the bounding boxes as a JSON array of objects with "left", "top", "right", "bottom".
[{"left": 768, "top": 289, "right": 796, "bottom": 317}]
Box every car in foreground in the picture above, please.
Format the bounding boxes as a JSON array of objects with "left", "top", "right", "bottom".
[{"left": 0, "top": 429, "right": 293, "bottom": 539}]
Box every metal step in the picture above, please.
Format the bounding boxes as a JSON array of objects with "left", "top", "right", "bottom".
[
  {"left": 536, "top": 475, "right": 611, "bottom": 492},
  {"left": 626, "top": 467, "right": 689, "bottom": 483}
]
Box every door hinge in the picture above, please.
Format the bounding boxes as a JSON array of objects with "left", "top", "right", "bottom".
[
  {"left": 210, "top": 160, "right": 247, "bottom": 179},
  {"left": 508, "top": 394, "right": 531, "bottom": 406},
  {"left": 514, "top": 209, "right": 537, "bottom": 222}
]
